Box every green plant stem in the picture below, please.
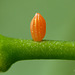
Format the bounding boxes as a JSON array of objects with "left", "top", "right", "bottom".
[{"left": 0, "top": 34, "right": 75, "bottom": 72}]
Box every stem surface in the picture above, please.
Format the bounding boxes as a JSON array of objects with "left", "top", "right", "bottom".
[{"left": 0, "top": 34, "right": 75, "bottom": 72}]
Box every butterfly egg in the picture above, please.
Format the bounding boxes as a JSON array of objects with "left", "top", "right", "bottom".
[{"left": 30, "top": 13, "right": 46, "bottom": 41}]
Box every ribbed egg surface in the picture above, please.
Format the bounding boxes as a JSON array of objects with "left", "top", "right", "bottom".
[{"left": 30, "top": 13, "right": 46, "bottom": 41}]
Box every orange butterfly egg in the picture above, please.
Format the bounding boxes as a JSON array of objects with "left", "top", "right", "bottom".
[{"left": 30, "top": 13, "right": 46, "bottom": 41}]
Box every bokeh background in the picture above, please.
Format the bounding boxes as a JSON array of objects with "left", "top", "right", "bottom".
[{"left": 0, "top": 0, "right": 75, "bottom": 75}]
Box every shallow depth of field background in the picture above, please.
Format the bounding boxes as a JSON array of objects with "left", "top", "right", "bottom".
[{"left": 0, "top": 0, "right": 75, "bottom": 75}]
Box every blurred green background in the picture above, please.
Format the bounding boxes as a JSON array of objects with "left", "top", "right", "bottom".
[{"left": 0, "top": 0, "right": 75, "bottom": 75}]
